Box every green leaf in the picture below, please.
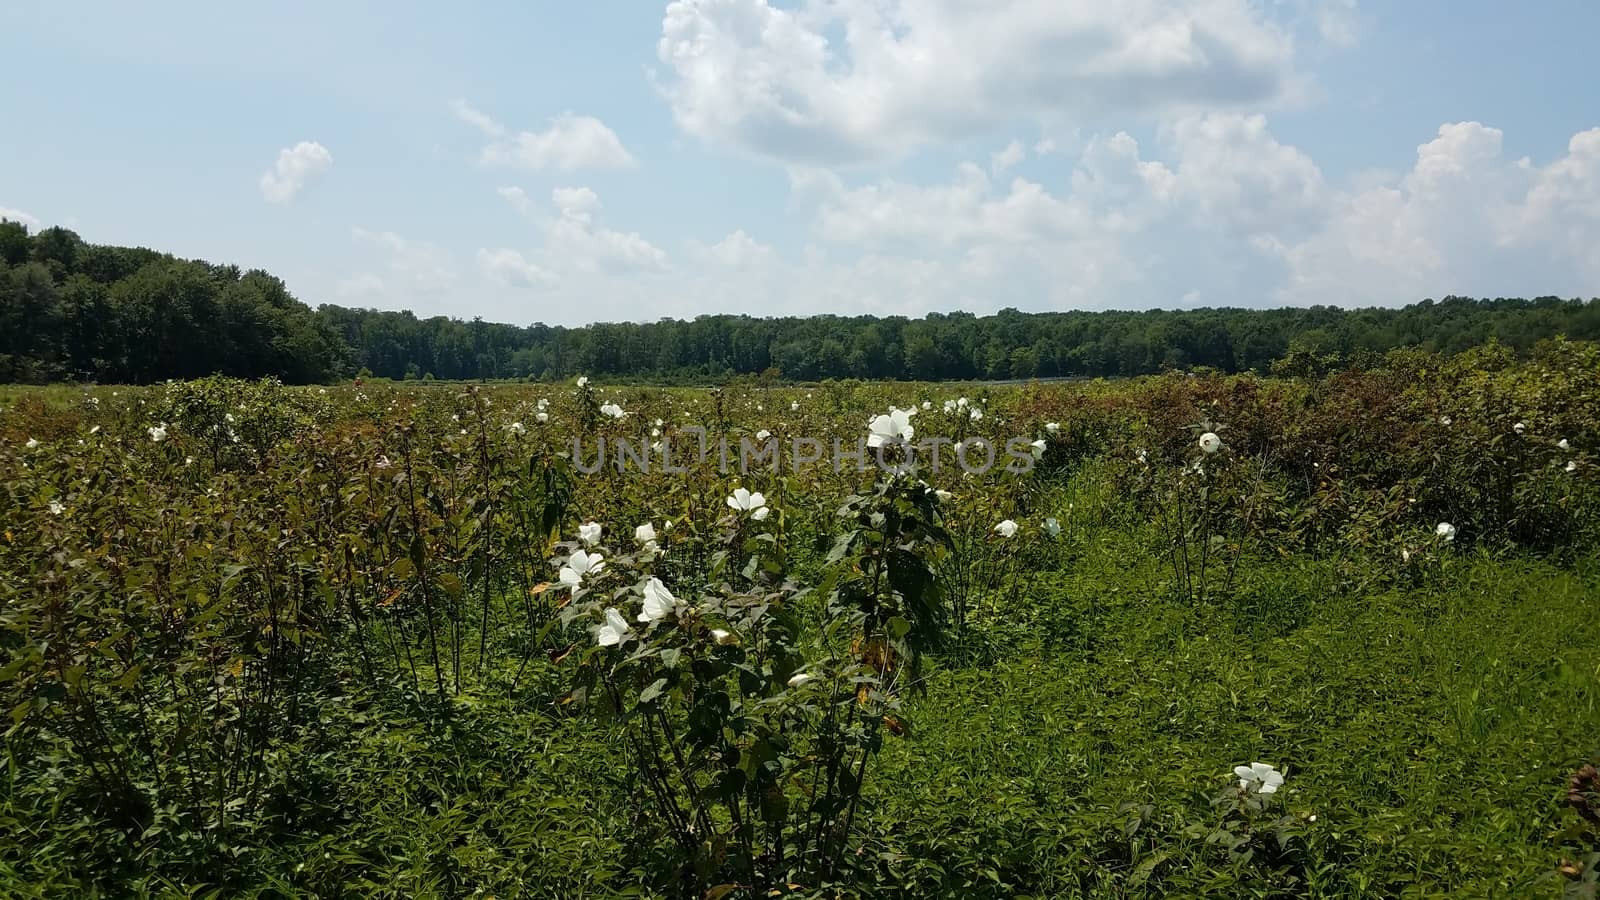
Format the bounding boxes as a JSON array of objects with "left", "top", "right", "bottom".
[{"left": 639, "top": 677, "right": 668, "bottom": 704}]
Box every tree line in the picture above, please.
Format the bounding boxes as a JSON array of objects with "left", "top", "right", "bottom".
[{"left": 5, "top": 220, "right": 1599, "bottom": 385}]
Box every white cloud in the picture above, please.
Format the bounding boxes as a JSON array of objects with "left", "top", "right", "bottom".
[
  {"left": 1160, "top": 113, "right": 1327, "bottom": 238},
  {"left": 451, "top": 99, "right": 506, "bottom": 137},
  {"left": 336, "top": 273, "right": 385, "bottom": 298},
  {"left": 259, "top": 141, "right": 333, "bottom": 204},
  {"left": 0, "top": 206, "right": 41, "bottom": 230},
  {"left": 456, "top": 101, "right": 634, "bottom": 171},
  {"left": 1313, "top": 0, "right": 1362, "bottom": 48},
  {"left": 477, "top": 247, "right": 556, "bottom": 288},
  {"left": 990, "top": 140, "right": 1026, "bottom": 176},
  {"left": 497, "top": 185, "right": 533, "bottom": 214},
  {"left": 351, "top": 227, "right": 458, "bottom": 295},
  {"left": 1271, "top": 122, "right": 1600, "bottom": 305},
  {"left": 546, "top": 187, "right": 669, "bottom": 273},
  {"left": 691, "top": 229, "right": 775, "bottom": 267},
  {"left": 655, "top": 0, "right": 1301, "bottom": 164}
]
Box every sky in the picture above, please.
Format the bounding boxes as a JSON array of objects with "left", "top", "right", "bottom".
[{"left": 2, "top": 0, "right": 1598, "bottom": 327}]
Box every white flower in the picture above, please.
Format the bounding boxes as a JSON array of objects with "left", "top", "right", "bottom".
[
  {"left": 1558, "top": 438, "right": 1571, "bottom": 451},
  {"left": 1044, "top": 517, "right": 1061, "bottom": 537},
  {"left": 578, "top": 522, "right": 603, "bottom": 545},
  {"left": 1198, "top": 432, "right": 1222, "bottom": 454},
  {"left": 89, "top": 425, "right": 100, "bottom": 435},
  {"left": 535, "top": 411, "right": 549, "bottom": 423},
  {"left": 994, "top": 519, "right": 1019, "bottom": 538},
  {"left": 635, "top": 522, "right": 657, "bottom": 548},
  {"left": 1030, "top": 439, "right": 1047, "bottom": 460},
  {"left": 595, "top": 607, "right": 630, "bottom": 647},
  {"left": 791, "top": 401, "right": 800, "bottom": 411},
  {"left": 921, "top": 400, "right": 932, "bottom": 410},
  {"left": 537, "top": 398, "right": 549, "bottom": 410},
  {"left": 786, "top": 672, "right": 813, "bottom": 688},
  {"left": 1234, "top": 762, "right": 1284, "bottom": 796},
  {"left": 1439, "top": 415, "right": 1453, "bottom": 427},
  {"left": 374, "top": 456, "right": 393, "bottom": 471},
  {"left": 710, "top": 628, "right": 738, "bottom": 646},
  {"left": 638, "top": 577, "right": 681, "bottom": 623},
  {"left": 727, "top": 487, "right": 768, "bottom": 519},
  {"left": 559, "top": 549, "right": 605, "bottom": 589},
  {"left": 576, "top": 376, "right": 589, "bottom": 388},
  {"left": 48, "top": 500, "right": 65, "bottom": 516},
  {"left": 508, "top": 421, "right": 526, "bottom": 435},
  {"left": 1513, "top": 421, "right": 1526, "bottom": 435},
  {"left": 969, "top": 408, "right": 983, "bottom": 422},
  {"left": 755, "top": 429, "right": 772, "bottom": 441},
  {"left": 957, "top": 397, "right": 969, "bottom": 409},
  {"left": 935, "top": 489, "right": 953, "bottom": 502},
  {"left": 867, "top": 408, "right": 915, "bottom": 448},
  {"left": 1045, "top": 422, "right": 1060, "bottom": 434},
  {"left": 942, "top": 400, "right": 957, "bottom": 414},
  {"left": 25, "top": 438, "right": 39, "bottom": 449},
  {"left": 1436, "top": 522, "right": 1457, "bottom": 542},
  {"left": 599, "top": 402, "right": 626, "bottom": 419},
  {"left": 148, "top": 423, "right": 168, "bottom": 443},
  {"left": 1135, "top": 448, "right": 1149, "bottom": 465},
  {"left": 1567, "top": 460, "right": 1579, "bottom": 474}
]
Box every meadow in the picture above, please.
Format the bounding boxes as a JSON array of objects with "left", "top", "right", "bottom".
[{"left": 2, "top": 340, "right": 1599, "bottom": 898}]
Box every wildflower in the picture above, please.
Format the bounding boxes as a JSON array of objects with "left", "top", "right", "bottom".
[
  {"left": 1439, "top": 415, "right": 1453, "bottom": 427},
  {"left": 537, "top": 398, "right": 549, "bottom": 410},
  {"left": 595, "top": 608, "right": 630, "bottom": 647},
  {"left": 921, "top": 400, "right": 932, "bottom": 410},
  {"left": 969, "top": 408, "right": 983, "bottom": 422},
  {"left": 1436, "top": 522, "right": 1457, "bottom": 542},
  {"left": 1514, "top": 421, "right": 1527, "bottom": 435},
  {"left": 89, "top": 425, "right": 100, "bottom": 435},
  {"left": 1558, "top": 438, "right": 1571, "bottom": 451},
  {"left": 1030, "top": 439, "right": 1047, "bottom": 460},
  {"left": 559, "top": 549, "right": 605, "bottom": 589},
  {"left": 787, "top": 672, "right": 813, "bottom": 688},
  {"left": 635, "top": 522, "right": 659, "bottom": 553},
  {"left": 536, "top": 411, "right": 549, "bottom": 423},
  {"left": 791, "top": 401, "right": 800, "bottom": 411},
  {"left": 149, "top": 423, "right": 169, "bottom": 442},
  {"left": 576, "top": 376, "right": 589, "bottom": 388},
  {"left": 1568, "top": 460, "right": 1579, "bottom": 474},
  {"left": 727, "top": 487, "right": 770, "bottom": 521},
  {"left": 942, "top": 400, "right": 957, "bottom": 414},
  {"left": 711, "top": 628, "right": 738, "bottom": 645},
  {"left": 375, "top": 455, "right": 393, "bottom": 469},
  {"left": 1044, "top": 517, "right": 1061, "bottom": 537},
  {"left": 1135, "top": 448, "right": 1149, "bottom": 465},
  {"left": 755, "top": 429, "right": 772, "bottom": 441},
  {"left": 25, "top": 438, "right": 39, "bottom": 449},
  {"left": 994, "top": 519, "right": 1019, "bottom": 538},
  {"left": 958, "top": 397, "right": 969, "bottom": 409},
  {"left": 48, "top": 500, "right": 65, "bottom": 516},
  {"left": 1234, "top": 762, "right": 1284, "bottom": 796},
  {"left": 1198, "top": 432, "right": 1222, "bottom": 454},
  {"left": 599, "top": 402, "right": 626, "bottom": 419},
  {"left": 935, "top": 489, "right": 953, "bottom": 502},
  {"left": 578, "top": 522, "right": 603, "bottom": 545},
  {"left": 508, "top": 421, "right": 526, "bottom": 435},
  {"left": 638, "top": 577, "right": 681, "bottom": 623},
  {"left": 1045, "top": 422, "right": 1060, "bottom": 434},
  {"left": 867, "top": 408, "right": 915, "bottom": 448}
]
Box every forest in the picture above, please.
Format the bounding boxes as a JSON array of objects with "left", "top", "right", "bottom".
[{"left": 5, "top": 219, "right": 1599, "bottom": 385}]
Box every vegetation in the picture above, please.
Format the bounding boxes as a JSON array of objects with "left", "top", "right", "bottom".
[
  {"left": 5, "top": 219, "right": 1600, "bottom": 385},
  {"left": 2, "top": 340, "right": 1599, "bottom": 897}
]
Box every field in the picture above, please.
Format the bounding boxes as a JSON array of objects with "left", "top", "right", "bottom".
[{"left": 3, "top": 342, "right": 1600, "bottom": 898}]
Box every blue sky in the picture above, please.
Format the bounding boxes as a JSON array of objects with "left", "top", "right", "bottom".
[{"left": 2, "top": 0, "right": 1597, "bottom": 326}]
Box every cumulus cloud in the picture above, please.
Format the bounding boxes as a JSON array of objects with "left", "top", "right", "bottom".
[
  {"left": 691, "top": 229, "right": 775, "bottom": 267},
  {"left": 336, "top": 273, "right": 385, "bottom": 298},
  {"left": 477, "top": 247, "right": 556, "bottom": 288},
  {"left": 547, "top": 187, "right": 668, "bottom": 272},
  {"left": 1270, "top": 122, "right": 1600, "bottom": 305},
  {"left": 351, "top": 227, "right": 457, "bottom": 295},
  {"left": 655, "top": 0, "right": 1301, "bottom": 164},
  {"left": 455, "top": 101, "right": 634, "bottom": 171},
  {"left": 497, "top": 185, "right": 533, "bottom": 214},
  {"left": 0, "top": 206, "right": 41, "bottom": 229},
  {"left": 259, "top": 141, "right": 333, "bottom": 204}
]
